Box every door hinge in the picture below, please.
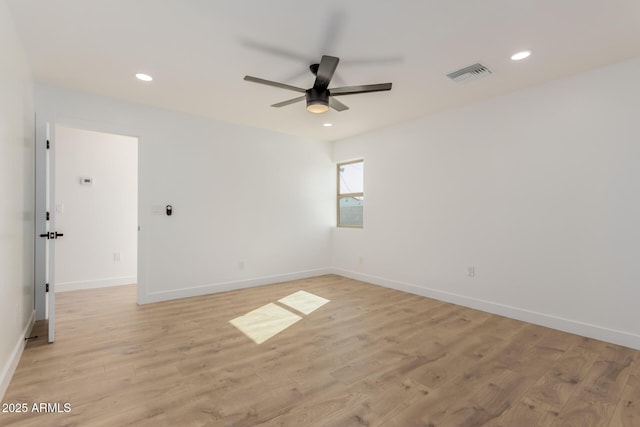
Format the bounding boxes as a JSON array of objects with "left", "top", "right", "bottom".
[
  {"left": 46, "top": 211, "right": 50, "bottom": 221},
  {"left": 46, "top": 140, "right": 50, "bottom": 149},
  {"left": 45, "top": 283, "right": 49, "bottom": 292}
]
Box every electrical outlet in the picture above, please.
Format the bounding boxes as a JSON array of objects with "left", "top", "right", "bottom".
[
  {"left": 238, "top": 261, "right": 245, "bottom": 270},
  {"left": 467, "top": 266, "right": 475, "bottom": 277}
]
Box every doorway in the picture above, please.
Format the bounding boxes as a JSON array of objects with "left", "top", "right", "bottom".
[{"left": 53, "top": 126, "right": 138, "bottom": 294}]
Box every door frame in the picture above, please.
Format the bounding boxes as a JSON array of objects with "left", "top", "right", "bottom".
[
  {"left": 34, "top": 113, "right": 143, "bottom": 339},
  {"left": 34, "top": 121, "right": 57, "bottom": 342},
  {"left": 34, "top": 118, "right": 48, "bottom": 321}
]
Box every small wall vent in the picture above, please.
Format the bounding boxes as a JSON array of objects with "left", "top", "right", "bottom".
[{"left": 447, "top": 63, "right": 492, "bottom": 84}]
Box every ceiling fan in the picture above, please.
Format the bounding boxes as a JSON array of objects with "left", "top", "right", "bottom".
[{"left": 244, "top": 55, "right": 392, "bottom": 114}]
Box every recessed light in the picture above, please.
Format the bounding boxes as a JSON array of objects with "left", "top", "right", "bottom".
[
  {"left": 135, "top": 73, "right": 153, "bottom": 82},
  {"left": 510, "top": 51, "right": 531, "bottom": 61},
  {"left": 323, "top": 123, "right": 333, "bottom": 127}
]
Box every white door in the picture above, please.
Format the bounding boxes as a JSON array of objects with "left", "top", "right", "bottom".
[{"left": 36, "top": 122, "right": 61, "bottom": 343}]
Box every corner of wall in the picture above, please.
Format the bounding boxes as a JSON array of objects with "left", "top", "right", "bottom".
[{"left": 0, "top": 310, "right": 35, "bottom": 401}]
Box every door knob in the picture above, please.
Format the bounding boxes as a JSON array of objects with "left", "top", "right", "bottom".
[{"left": 39, "top": 232, "right": 64, "bottom": 239}]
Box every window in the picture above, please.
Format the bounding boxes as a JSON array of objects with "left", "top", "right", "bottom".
[{"left": 337, "top": 160, "right": 364, "bottom": 227}]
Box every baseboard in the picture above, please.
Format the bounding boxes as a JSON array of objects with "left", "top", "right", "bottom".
[
  {"left": 332, "top": 268, "right": 640, "bottom": 351},
  {"left": 0, "top": 310, "right": 35, "bottom": 401},
  {"left": 56, "top": 276, "right": 137, "bottom": 292},
  {"left": 140, "top": 268, "right": 333, "bottom": 305}
]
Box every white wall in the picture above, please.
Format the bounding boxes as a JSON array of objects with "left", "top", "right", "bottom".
[
  {"left": 333, "top": 57, "right": 640, "bottom": 350},
  {"left": 0, "top": 0, "right": 35, "bottom": 398},
  {"left": 35, "top": 84, "right": 334, "bottom": 304},
  {"left": 54, "top": 126, "right": 137, "bottom": 291}
]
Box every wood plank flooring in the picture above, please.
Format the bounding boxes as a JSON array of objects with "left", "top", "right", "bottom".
[{"left": 1, "top": 275, "right": 638, "bottom": 426}]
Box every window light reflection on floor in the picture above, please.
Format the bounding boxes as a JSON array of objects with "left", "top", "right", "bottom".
[
  {"left": 278, "top": 290, "right": 330, "bottom": 315},
  {"left": 229, "top": 291, "right": 330, "bottom": 344}
]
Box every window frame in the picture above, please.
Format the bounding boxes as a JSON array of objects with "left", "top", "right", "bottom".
[{"left": 337, "top": 159, "right": 364, "bottom": 228}]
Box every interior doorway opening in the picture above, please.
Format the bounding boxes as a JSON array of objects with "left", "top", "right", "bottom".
[{"left": 53, "top": 126, "right": 138, "bottom": 294}]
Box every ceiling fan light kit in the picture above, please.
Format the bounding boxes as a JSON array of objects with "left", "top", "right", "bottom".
[
  {"left": 244, "top": 55, "right": 392, "bottom": 114},
  {"left": 306, "top": 89, "right": 329, "bottom": 114}
]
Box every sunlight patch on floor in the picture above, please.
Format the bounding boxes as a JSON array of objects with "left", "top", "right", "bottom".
[
  {"left": 230, "top": 291, "right": 331, "bottom": 344},
  {"left": 278, "top": 290, "right": 330, "bottom": 315},
  {"left": 229, "top": 302, "right": 302, "bottom": 344}
]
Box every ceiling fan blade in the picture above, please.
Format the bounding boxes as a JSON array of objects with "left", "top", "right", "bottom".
[
  {"left": 241, "top": 39, "right": 311, "bottom": 63},
  {"left": 340, "top": 56, "right": 404, "bottom": 66},
  {"left": 329, "top": 97, "right": 349, "bottom": 112},
  {"left": 313, "top": 55, "right": 339, "bottom": 91},
  {"left": 271, "top": 96, "right": 306, "bottom": 108},
  {"left": 244, "top": 76, "right": 306, "bottom": 93},
  {"left": 330, "top": 82, "right": 392, "bottom": 96},
  {"left": 320, "top": 10, "right": 346, "bottom": 55}
]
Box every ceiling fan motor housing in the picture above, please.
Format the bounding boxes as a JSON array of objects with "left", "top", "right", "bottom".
[{"left": 306, "top": 88, "right": 329, "bottom": 113}]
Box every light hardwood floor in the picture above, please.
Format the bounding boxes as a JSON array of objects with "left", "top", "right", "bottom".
[{"left": 2, "top": 275, "right": 639, "bottom": 426}]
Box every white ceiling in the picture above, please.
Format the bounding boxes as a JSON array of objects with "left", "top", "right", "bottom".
[{"left": 7, "top": 0, "right": 640, "bottom": 141}]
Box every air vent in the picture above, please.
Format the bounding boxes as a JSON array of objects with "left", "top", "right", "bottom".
[{"left": 447, "top": 63, "right": 492, "bottom": 84}]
